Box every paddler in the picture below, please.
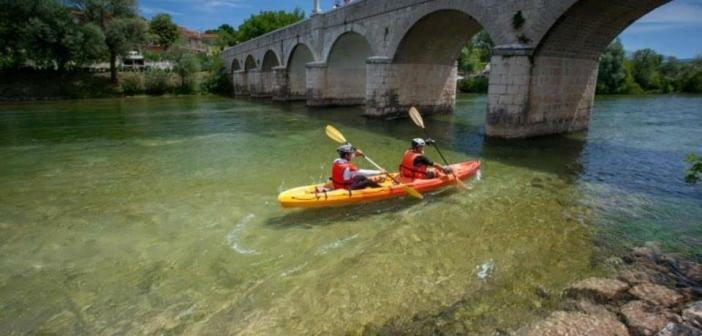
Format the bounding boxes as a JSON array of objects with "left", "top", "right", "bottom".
[
  {"left": 331, "top": 144, "right": 384, "bottom": 190},
  {"left": 399, "top": 138, "right": 452, "bottom": 179}
]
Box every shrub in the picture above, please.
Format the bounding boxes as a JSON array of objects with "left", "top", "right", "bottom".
[
  {"left": 201, "top": 57, "right": 232, "bottom": 94},
  {"left": 120, "top": 74, "right": 144, "bottom": 95},
  {"left": 686, "top": 154, "right": 702, "bottom": 184},
  {"left": 458, "top": 76, "right": 489, "bottom": 93},
  {"left": 144, "top": 69, "right": 171, "bottom": 95}
]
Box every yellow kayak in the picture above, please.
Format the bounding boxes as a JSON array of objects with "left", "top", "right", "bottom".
[{"left": 278, "top": 160, "right": 480, "bottom": 208}]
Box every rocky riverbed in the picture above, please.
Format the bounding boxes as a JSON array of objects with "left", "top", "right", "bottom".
[{"left": 521, "top": 246, "right": 701, "bottom": 336}]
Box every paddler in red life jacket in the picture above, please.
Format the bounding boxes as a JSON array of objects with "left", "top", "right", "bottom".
[
  {"left": 399, "top": 138, "right": 452, "bottom": 179},
  {"left": 331, "top": 144, "right": 384, "bottom": 190}
]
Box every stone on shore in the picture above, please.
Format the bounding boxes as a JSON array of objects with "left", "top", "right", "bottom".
[
  {"left": 619, "top": 267, "right": 655, "bottom": 285},
  {"left": 525, "top": 311, "right": 629, "bottom": 336},
  {"left": 682, "top": 301, "right": 702, "bottom": 329},
  {"left": 564, "top": 299, "right": 620, "bottom": 322},
  {"left": 620, "top": 300, "right": 681, "bottom": 336},
  {"left": 630, "top": 283, "right": 685, "bottom": 307},
  {"left": 655, "top": 322, "right": 702, "bottom": 336},
  {"left": 566, "top": 277, "right": 630, "bottom": 303},
  {"left": 680, "top": 262, "right": 702, "bottom": 283}
]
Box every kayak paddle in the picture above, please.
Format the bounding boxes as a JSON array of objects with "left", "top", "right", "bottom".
[
  {"left": 408, "top": 107, "right": 469, "bottom": 190},
  {"left": 324, "top": 125, "right": 423, "bottom": 200}
]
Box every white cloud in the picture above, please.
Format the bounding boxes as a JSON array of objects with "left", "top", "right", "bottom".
[
  {"left": 637, "top": 2, "right": 702, "bottom": 24},
  {"left": 141, "top": 5, "right": 184, "bottom": 17},
  {"left": 625, "top": 2, "right": 702, "bottom": 34},
  {"left": 201, "top": 0, "right": 248, "bottom": 9}
]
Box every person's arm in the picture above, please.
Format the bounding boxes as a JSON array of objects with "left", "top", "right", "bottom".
[
  {"left": 415, "top": 155, "right": 451, "bottom": 173},
  {"left": 353, "top": 149, "right": 384, "bottom": 176},
  {"left": 414, "top": 155, "right": 434, "bottom": 167},
  {"left": 357, "top": 169, "right": 381, "bottom": 176}
]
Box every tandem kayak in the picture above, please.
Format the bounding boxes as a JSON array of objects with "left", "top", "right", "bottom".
[{"left": 278, "top": 160, "right": 480, "bottom": 208}]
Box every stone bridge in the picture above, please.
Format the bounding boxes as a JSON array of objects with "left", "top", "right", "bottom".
[{"left": 222, "top": 0, "right": 668, "bottom": 138}]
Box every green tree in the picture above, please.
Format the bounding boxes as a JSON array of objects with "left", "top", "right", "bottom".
[
  {"left": 621, "top": 59, "right": 644, "bottom": 94},
  {"left": 70, "top": 0, "right": 144, "bottom": 83},
  {"left": 167, "top": 47, "right": 201, "bottom": 92},
  {"left": 0, "top": 0, "right": 105, "bottom": 71},
  {"left": 458, "top": 31, "right": 493, "bottom": 75},
  {"left": 680, "top": 56, "right": 702, "bottom": 93},
  {"left": 104, "top": 18, "right": 147, "bottom": 82},
  {"left": 206, "top": 24, "right": 238, "bottom": 50},
  {"left": 237, "top": 9, "right": 305, "bottom": 42},
  {"left": 631, "top": 48, "right": 664, "bottom": 92},
  {"left": 597, "top": 39, "right": 627, "bottom": 94},
  {"left": 149, "top": 13, "right": 179, "bottom": 49},
  {"left": 659, "top": 57, "right": 687, "bottom": 93}
]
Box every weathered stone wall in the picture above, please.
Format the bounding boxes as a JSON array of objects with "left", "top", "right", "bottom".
[
  {"left": 221, "top": 0, "right": 669, "bottom": 138},
  {"left": 366, "top": 60, "right": 456, "bottom": 118},
  {"left": 286, "top": 45, "right": 314, "bottom": 100}
]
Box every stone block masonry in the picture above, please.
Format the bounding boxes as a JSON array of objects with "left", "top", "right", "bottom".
[{"left": 222, "top": 0, "right": 669, "bottom": 138}]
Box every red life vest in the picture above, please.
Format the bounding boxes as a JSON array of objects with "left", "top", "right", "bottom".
[
  {"left": 399, "top": 150, "right": 428, "bottom": 179},
  {"left": 331, "top": 159, "right": 358, "bottom": 189}
]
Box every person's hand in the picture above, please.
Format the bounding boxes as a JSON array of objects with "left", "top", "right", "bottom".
[
  {"left": 442, "top": 165, "right": 453, "bottom": 174},
  {"left": 425, "top": 138, "right": 436, "bottom": 146},
  {"left": 355, "top": 149, "right": 365, "bottom": 157},
  {"left": 379, "top": 169, "right": 387, "bottom": 175}
]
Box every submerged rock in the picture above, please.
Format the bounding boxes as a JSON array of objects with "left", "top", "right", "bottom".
[
  {"left": 524, "top": 311, "right": 629, "bottom": 336},
  {"left": 620, "top": 300, "right": 681, "bottom": 336},
  {"left": 566, "top": 277, "right": 630, "bottom": 303},
  {"left": 630, "top": 283, "right": 685, "bottom": 308}
]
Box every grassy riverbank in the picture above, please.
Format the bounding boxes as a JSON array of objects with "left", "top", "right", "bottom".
[{"left": 0, "top": 69, "right": 231, "bottom": 101}]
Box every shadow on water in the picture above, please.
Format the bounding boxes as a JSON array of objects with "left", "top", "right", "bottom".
[
  {"left": 201, "top": 98, "right": 700, "bottom": 202},
  {"left": 265, "top": 188, "right": 459, "bottom": 229}
]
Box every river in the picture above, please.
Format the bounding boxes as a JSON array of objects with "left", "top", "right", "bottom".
[{"left": 0, "top": 94, "right": 700, "bottom": 334}]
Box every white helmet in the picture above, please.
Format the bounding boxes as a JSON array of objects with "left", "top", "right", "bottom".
[{"left": 411, "top": 138, "right": 426, "bottom": 148}]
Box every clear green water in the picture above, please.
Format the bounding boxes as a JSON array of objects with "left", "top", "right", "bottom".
[{"left": 0, "top": 95, "right": 700, "bottom": 335}]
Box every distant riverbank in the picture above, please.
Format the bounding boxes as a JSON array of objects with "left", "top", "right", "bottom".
[{"left": 0, "top": 69, "right": 230, "bottom": 102}]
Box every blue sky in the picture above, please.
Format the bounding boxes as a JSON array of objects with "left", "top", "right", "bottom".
[{"left": 140, "top": 0, "right": 702, "bottom": 58}]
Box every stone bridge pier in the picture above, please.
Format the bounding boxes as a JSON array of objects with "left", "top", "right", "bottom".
[{"left": 223, "top": 0, "right": 669, "bottom": 138}]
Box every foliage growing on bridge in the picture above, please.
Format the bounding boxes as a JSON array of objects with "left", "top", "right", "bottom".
[{"left": 237, "top": 9, "right": 305, "bottom": 43}]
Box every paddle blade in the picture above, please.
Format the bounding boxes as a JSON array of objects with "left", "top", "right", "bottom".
[
  {"left": 402, "top": 185, "right": 424, "bottom": 199},
  {"left": 325, "top": 125, "right": 347, "bottom": 144},
  {"left": 408, "top": 106, "right": 425, "bottom": 129},
  {"left": 455, "top": 179, "right": 469, "bottom": 190}
]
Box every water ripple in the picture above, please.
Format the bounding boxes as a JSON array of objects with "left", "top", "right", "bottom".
[{"left": 226, "top": 213, "right": 259, "bottom": 255}]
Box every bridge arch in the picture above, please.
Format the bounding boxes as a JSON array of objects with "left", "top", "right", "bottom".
[
  {"left": 286, "top": 43, "right": 315, "bottom": 100},
  {"left": 322, "top": 24, "right": 374, "bottom": 64},
  {"left": 257, "top": 50, "right": 280, "bottom": 97},
  {"left": 244, "top": 55, "right": 257, "bottom": 71},
  {"left": 325, "top": 31, "right": 373, "bottom": 105},
  {"left": 373, "top": 9, "right": 492, "bottom": 116},
  {"left": 386, "top": 2, "right": 501, "bottom": 60},
  {"left": 523, "top": 0, "right": 669, "bottom": 134},
  {"left": 261, "top": 50, "right": 280, "bottom": 70},
  {"left": 231, "top": 58, "right": 241, "bottom": 72}
]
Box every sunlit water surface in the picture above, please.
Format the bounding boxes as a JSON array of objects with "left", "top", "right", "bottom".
[{"left": 0, "top": 95, "right": 700, "bottom": 335}]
